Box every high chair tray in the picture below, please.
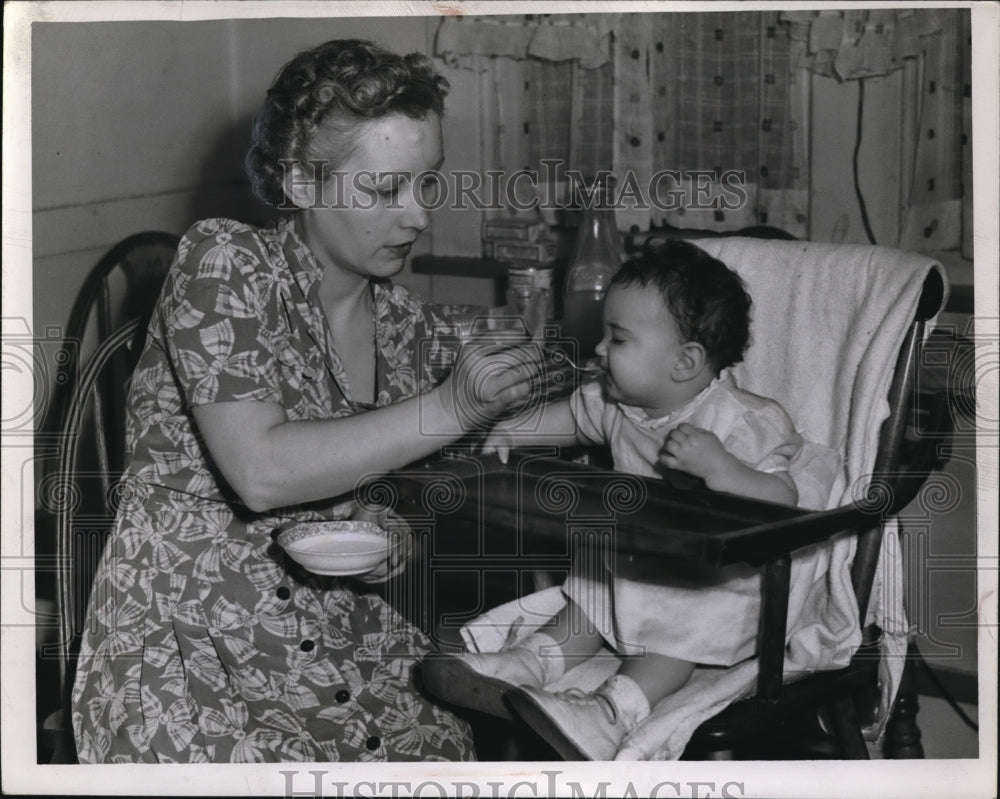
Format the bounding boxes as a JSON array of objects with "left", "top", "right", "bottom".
[{"left": 380, "top": 449, "right": 882, "bottom": 569}]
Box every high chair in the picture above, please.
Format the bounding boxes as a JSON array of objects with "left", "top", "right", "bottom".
[{"left": 385, "top": 237, "right": 951, "bottom": 760}]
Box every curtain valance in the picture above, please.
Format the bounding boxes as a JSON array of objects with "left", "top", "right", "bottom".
[
  {"left": 782, "top": 8, "right": 956, "bottom": 81},
  {"left": 435, "top": 14, "right": 615, "bottom": 68}
]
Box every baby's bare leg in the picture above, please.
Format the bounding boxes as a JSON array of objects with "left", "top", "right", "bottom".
[
  {"left": 618, "top": 653, "right": 695, "bottom": 706},
  {"left": 538, "top": 597, "right": 607, "bottom": 667}
]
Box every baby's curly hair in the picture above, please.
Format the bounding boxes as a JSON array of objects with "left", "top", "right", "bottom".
[
  {"left": 245, "top": 39, "right": 450, "bottom": 207},
  {"left": 610, "top": 240, "right": 752, "bottom": 373}
]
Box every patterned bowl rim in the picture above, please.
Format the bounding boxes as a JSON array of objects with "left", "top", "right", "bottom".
[{"left": 277, "top": 520, "right": 387, "bottom": 550}]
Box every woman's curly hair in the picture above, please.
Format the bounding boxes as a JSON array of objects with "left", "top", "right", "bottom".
[
  {"left": 245, "top": 39, "right": 450, "bottom": 207},
  {"left": 611, "top": 240, "right": 753, "bottom": 373}
]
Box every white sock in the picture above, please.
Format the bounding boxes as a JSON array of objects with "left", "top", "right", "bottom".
[
  {"left": 516, "top": 630, "right": 567, "bottom": 684},
  {"left": 597, "top": 674, "right": 651, "bottom": 731}
]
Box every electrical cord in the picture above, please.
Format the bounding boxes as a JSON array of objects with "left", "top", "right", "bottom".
[
  {"left": 853, "top": 78, "right": 879, "bottom": 245},
  {"left": 913, "top": 641, "right": 979, "bottom": 732}
]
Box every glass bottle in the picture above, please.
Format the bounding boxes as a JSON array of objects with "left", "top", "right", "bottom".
[
  {"left": 505, "top": 263, "right": 554, "bottom": 339},
  {"left": 561, "top": 175, "right": 625, "bottom": 359}
]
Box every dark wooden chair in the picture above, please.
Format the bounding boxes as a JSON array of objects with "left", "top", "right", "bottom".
[
  {"left": 39, "top": 231, "right": 179, "bottom": 456},
  {"left": 36, "top": 233, "right": 178, "bottom": 763},
  {"left": 393, "top": 241, "right": 951, "bottom": 761},
  {"left": 38, "top": 317, "right": 152, "bottom": 763}
]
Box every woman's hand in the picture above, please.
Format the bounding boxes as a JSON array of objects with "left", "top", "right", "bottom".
[
  {"left": 438, "top": 342, "right": 544, "bottom": 432},
  {"left": 355, "top": 530, "right": 411, "bottom": 583},
  {"left": 351, "top": 504, "right": 412, "bottom": 584}
]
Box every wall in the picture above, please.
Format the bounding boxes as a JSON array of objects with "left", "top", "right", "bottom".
[
  {"left": 31, "top": 16, "right": 572, "bottom": 342},
  {"left": 31, "top": 17, "right": 441, "bottom": 344}
]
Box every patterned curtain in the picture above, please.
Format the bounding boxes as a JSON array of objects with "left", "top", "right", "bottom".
[
  {"left": 435, "top": 12, "right": 806, "bottom": 237},
  {"left": 783, "top": 8, "right": 971, "bottom": 253},
  {"left": 622, "top": 12, "right": 808, "bottom": 235},
  {"left": 435, "top": 14, "right": 616, "bottom": 226},
  {"left": 897, "top": 10, "right": 972, "bottom": 255},
  {"left": 434, "top": 10, "right": 968, "bottom": 250}
]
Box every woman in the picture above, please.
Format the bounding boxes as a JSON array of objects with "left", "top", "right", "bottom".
[{"left": 71, "top": 39, "right": 536, "bottom": 763}]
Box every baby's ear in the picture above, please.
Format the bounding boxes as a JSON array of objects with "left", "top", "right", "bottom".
[{"left": 673, "top": 341, "right": 707, "bottom": 381}]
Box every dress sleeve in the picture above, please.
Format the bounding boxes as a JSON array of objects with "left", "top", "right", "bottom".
[
  {"left": 723, "top": 401, "right": 803, "bottom": 474},
  {"left": 419, "top": 302, "right": 463, "bottom": 388},
  {"left": 159, "top": 219, "right": 283, "bottom": 408}
]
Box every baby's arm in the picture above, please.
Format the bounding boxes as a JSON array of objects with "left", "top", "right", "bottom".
[
  {"left": 660, "top": 423, "right": 798, "bottom": 505},
  {"left": 482, "top": 398, "right": 581, "bottom": 464}
]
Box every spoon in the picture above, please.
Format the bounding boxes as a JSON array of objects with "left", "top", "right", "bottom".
[{"left": 546, "top": 348, "right": 604, "bottom": 378}]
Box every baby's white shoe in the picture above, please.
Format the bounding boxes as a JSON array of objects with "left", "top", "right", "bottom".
[
  {"left": 421, "top": 638, "right": 564, "bottom": 720},
  {"left": 505, "top": 674, "right": 650, "bottom": 760}
]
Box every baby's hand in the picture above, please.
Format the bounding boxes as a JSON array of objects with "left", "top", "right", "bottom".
[
  {"left": 659, "top": 423, "right": 733, "bottom": 482},
  {"left": 481, "top": 425, "right": 515, "bottom": 464}
]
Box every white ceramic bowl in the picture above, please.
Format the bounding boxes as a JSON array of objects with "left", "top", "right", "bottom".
[{"left": 277, "top": 520, "right": 389, "bottom": 576}]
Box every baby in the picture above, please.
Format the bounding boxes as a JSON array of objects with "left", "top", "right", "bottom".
[{"left": 435, "top": 240, "right": 804, "bottom": 760}]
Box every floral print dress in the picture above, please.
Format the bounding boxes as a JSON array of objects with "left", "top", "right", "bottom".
[{"left": 71, "top": 217, "right": 473, "bottom": 763}]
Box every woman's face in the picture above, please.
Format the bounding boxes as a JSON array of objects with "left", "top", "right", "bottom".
[{"left": 295, "top": 112, "right": 444, "bottom": 286}]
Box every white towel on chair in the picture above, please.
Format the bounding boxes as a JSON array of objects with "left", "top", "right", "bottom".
[{"left": 461, "top": 239, "right": 946, "bottom": 759}]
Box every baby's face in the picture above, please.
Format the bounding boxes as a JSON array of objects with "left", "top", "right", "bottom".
[{"left": 594, "top": 284, "right": 687, "bottom": 417}]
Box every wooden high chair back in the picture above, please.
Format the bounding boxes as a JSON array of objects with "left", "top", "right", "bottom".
[{"left": 684, "top": 257, "right": 947, "bottom": 758}]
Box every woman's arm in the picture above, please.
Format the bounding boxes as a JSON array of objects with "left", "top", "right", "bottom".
[{"left": 194, "top": 343, "right": 540, "bottom": 512}]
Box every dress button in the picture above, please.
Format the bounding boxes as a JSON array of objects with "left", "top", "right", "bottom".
[
  {"left": 365, "top": 736, "right": 381, "bottom": 751},
  {"left": 300, "top": 639, "right": 315, "bottom": 652},
  {"left": 335, "top": 689, "right": 350, "bottom": 704},
  {"left": 276, "top": 586, "right": 291, "bottom": 600}
]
